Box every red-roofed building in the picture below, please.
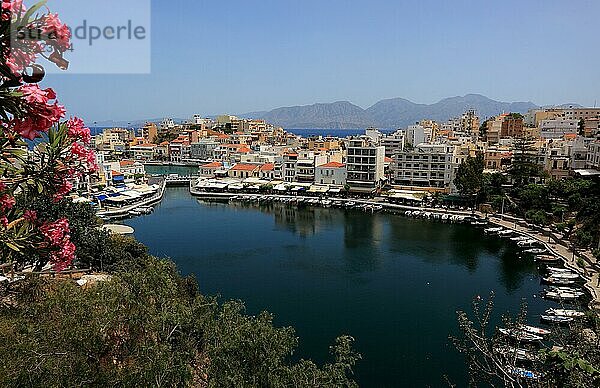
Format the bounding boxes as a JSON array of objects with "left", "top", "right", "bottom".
[
  {"left": 259, "top": 163, "right": 275, "bottom": 179},
  {"left": 228, "top": 163, "right": 260, "bottom": 179},
  {"left": 200, "top": 161, "right": 224, "bottom": 177},
  {"left": 315, "top": 161, "right": 346, "bottom": 186}
]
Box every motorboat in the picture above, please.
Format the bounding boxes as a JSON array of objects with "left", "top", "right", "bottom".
[
  {"left": 543, "top": 290, "right": 582, "bottom": 301},
  {"left": 517, "top": 239, "right": 539, "bottom": 247},
  {"left": 541, "top": 315, "right": 574, "bottom": 324},
  {"left": 510, "top": 235, "right": 529, "bottom": 242},
  {"left": 519, "top": 325, "right": 551, "bottom": 336},
  {"left": 498, "top": 328, "right": 543, "bottom": 342},
  {"left": 497, "top": 229, "right": 514, "bottom": 237},
  {"left": 542, "top": 277, "right": 575, "bottom": 286},
  {"left": 545, "top": 308, "right": 585, "bottom": 318},
  {"left": 547, "top": 267, "right": 574, "bottom": 273},
  {"left": 523, "top": 248, "right": 546, "bottom": 254},
  {"left": 494, "top": 346, "right": 536, "bottom": 361},
  {"left": 549, "top": 272, "right": 580, "bottom": 280},
  {"left": 484, "top": 227, "right": 503, "bottom": 234},
  {"left": 535, "top": 255, "right": 560, "bottom": 263},
  {"left": 508, "top": 367, "right": 542, "bottom": 380}
]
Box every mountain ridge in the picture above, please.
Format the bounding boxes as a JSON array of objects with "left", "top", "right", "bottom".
[{"left": 95, "top": 95, "right": 583, "bottom": 129}]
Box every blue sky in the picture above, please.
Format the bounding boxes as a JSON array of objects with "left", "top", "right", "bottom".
[{"left": 41, "top": 0, "right": 600, "bottom": 122}]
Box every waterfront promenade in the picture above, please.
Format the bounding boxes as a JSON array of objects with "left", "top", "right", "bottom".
[{"left": 488, "top": 215, "right": 600, "bottom": 312}]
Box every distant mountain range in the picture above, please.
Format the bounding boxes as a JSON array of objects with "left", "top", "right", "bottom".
[
  {"left": 243, "top": 94, "right": 540, "bottom": 129},
  {"left": 94, "top": 94, "right": 583, "bottom": 129}
]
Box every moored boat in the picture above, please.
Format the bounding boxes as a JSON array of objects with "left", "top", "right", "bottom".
[
  {"left": 540, "top": 315, "right": 574, "bottom": 324},
  {"left": 519, "top": 324, "right": 551, "bottom": 336},
  {"left": 498, "top": 328, "right": 543, "bottom": 342},
  {"left": 545, "top": 308, "right": 585, "bottom": 318}
]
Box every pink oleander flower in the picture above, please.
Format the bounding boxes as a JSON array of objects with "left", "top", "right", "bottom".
[
  {"left": 9, "top": 85, "right": 65, "bottom": 140},
  {"left": 42, "top": 13, "right": 71, "bottom": 52},
  {"left": 39, "top": 218, "right": 75, "bottom": 271},
  {"left": 67, "top": 117, "right": 91, "bottom": 144},
  {"left": 0, "top": 194, "right": 16, "bottom": 211},
  {"left": 0, "top": 181, "right": 6, "bottom": 191},
  {"left": 20, "top": 84, "right": 54, "bottom": 104},
  {"left": 23, "top": 210, "right": 37, "bottom": 222},
  {"left": 53, "top": 178, "right": 73, "bottom": 202},
  {"left": 0, "top": 216, "right": 8, "bottom": 228}
]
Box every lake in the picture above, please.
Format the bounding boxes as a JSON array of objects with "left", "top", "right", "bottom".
[{"left": 124, "top": 187, "right": 556, "bottom": 387}]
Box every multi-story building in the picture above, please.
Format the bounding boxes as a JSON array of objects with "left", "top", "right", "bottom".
[
  {"left": 405, "top": 124, "right": 430, "bottom": 146},
  {"left": 393, "top": 143, "right": 456, "bottom": 191},
  {"left": 315, "top": 162, "right": 346, "bottom": 186},
  {"left": 345, "top": 137, "right": 385, "bottom": 193},
  {"left": 190, "top": 140, "right": 219, "bottom": 160},
  {"left": 380, "top": 130, "right": 405, "bottom": 157},
  {"left": 586, "top": 140, "right": 600, "bottom": 170},
  {"left": 539, "top": 119, "right": 579, "bottom": 139}
]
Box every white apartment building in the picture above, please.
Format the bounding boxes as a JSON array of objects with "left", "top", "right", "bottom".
[
  {"left": 160, "top": 118, "right": 175, "bottom": 130},
  {"left": 587, "top": 141, "right": 600, "bottom": 170},
  {"left": 380, "top": 130, "right": 405, "bottom": 157},
  {"left": 315, "top": 162, "right": 347, "bottom": 186},
  {"left": 405, "top": 124, "right": 431, "bottom": 146},
  {"left": 393, "top": 143, "right": 456, "bottom": 191},
  {"left": 345, "top": 137, "right": 385, "bottom": 193},
  {"left": 539, "top": 119, "right": 579, "bottom": 139}
]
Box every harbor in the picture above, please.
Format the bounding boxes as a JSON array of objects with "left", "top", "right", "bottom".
[{"left": 120, "top": 186, "right": 593, "bottom": 387}]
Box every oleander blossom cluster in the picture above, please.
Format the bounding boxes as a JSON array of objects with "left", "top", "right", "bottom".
[
  {"left": 0, "top": 0, "right": 94, "bottom": 272},
  {"left": 10, "top": 84, "right": 65, "bottom": 139},
  {"left": 39, "top": 218, "right": 75, "bottom": 271},
  {"left": 2, "top": 0, "right": 71, "bottom": 77}
]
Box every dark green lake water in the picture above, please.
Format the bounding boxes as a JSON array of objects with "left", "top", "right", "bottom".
[{"left": 125, "top": 186, "right": 557, "bottom": 387}]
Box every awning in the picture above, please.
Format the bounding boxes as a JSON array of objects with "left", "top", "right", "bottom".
[{"left": 274, "top": 184, "right": 287, "bottom": 191}]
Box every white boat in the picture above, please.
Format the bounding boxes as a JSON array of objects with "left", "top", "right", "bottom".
[
  {"left": 498, "top": 328, "right": 543, "bottom": 342},
  {"left": 541, "top": 315, "right": 574, "bottom": 324},
  {"left": 517, "top": 239, "right": 538, "bottom": 247},
  {"left": 543, "top": 290, "right": 582, "bottom": 301},
  {"left": 547, "top": 267, "right": 574, "bottom": 273},
  {"left": 519, "top": 324, "right": 551, "bottom": 336},
  {"left": 128, "top": 210, "right": 142, "bottom": 216},
  {"left": 494, "top": 346, "right": 534, "bottom": 361},
  {"left": 545, "top": 308, "right": 585, "bottom": 318},
  {"left": 497, "top": 229, "right": 514, "bottom": 237},
  {"left": 548, "top": 286, "right": 584, "bottom": 295},
  {"left": 484, "top": 227, "right": 503, "bottom": 234},
  {"left": 535, "top": 255, "right": 560, "bottom": 263},
  {"left": 510, "top": 236, "right": 529, "bottom": 242},
  {"left": 543, "top": 277, "right": 575, "bottom": 286},
  {"left": 549, "top": 273, "right": 580, "bottom": 280},
  {"left": 524, "top": 248, "right": 546, "bottom": 254}
]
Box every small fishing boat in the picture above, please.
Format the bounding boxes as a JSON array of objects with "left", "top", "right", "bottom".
[
  {"left": 471, "top": 220, "right": 488, "bottom": 226},
  {"left": 542, "top": 277, "right": 575, "bottom": 286},
  {"left": 548, "top": 286, "right": 585, "bottom": 295},
  {"left": 545, "top": 308, "right": 585, "bottom": 318},
  {"left": 510, "top": 235, "right": 529, "bottom": 242},
  {"left": 541, "top": 315, "right": 574, "bottom": 324},
  {"left": 535, "top": 255, "right": 560, "bottom": 263},
  {"left": 494, "top": 346, "right": 535, "bottom": 361},
  {"left": 498, "top": 328, "right": 543, "bottom": 342},
  {"left": 517, "top": 239, "right": 539, "bottom": 247},
  {"left": 508, "top": 367, "right": 542, "bottom": 380},
  {"left": 549, "top": 272, "right": 580, "bottom": 280},
  {"left": 497, "top": 229, "right": 514, "bottom": 237},
  {"left": 523, "top": 248, "right": 546, "bottom": 254},
  {"left": 519, "top": 325, "right": 551, "bottom": 336},
  {"left": 547, "top": 267, "right": 574, "bottom": 273},
  {"left": 128, "top": 209, "right": 142, "bottom": 216},
  {"left": 484, "top": 227, "right": 503, "bottom": 234},
  {"left": 543, "top": 290, "right": 582, "bottom": 301}
]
